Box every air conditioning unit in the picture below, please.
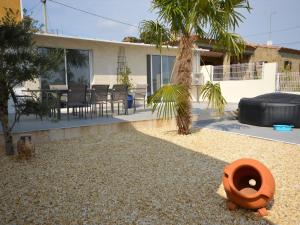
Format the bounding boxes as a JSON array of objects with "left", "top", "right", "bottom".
[{"left": 192, "top": 72, "right": 204, "bottom": 85}]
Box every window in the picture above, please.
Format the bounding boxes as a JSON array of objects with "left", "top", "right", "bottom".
[
  {"left": 162, "top": 56, "right": 175, "bottom": 84},
  {"left": 284, "top": 60, "right": 292, "bottom": 71},
  {"left": 147, "top": 55, "right": 151, "bottom": 95},
  {"left": 147, "top": 55, "right": 175, "bottom": 95},
  {"left": 39, "top": 47, "right": 91, "bottom": 89},
  {"left": 40, "top": 48, "right": 66, "bottom": 88},
  {"left": 66, "top": 49, "right": 90, "bottom": 85},
  {"left": 152, "top": 55, "right": 161, "bottom": 94}
]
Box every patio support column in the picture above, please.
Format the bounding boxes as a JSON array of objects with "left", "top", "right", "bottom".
[{"left": 223, "top": 53, "right": 231, "bottom": 80}]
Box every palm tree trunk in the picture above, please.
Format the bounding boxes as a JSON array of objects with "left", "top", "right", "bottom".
[
  {"left": 171, "top": 37, "right": 193, "bottom": 134},
  {"left": 0, "top": 84, "right": 14, "bottom": 155}
]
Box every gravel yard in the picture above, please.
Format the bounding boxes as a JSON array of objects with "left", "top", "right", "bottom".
[{"left": 0, "top": 126, "right": 299, "bottom": 225}]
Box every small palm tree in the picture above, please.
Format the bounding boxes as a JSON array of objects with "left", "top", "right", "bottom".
[
  {"left": 141, "top": 0, "right": 251, "bottom": 134},
  {"left": 200, "top": 81, "right": 227, "bottom": 115}
]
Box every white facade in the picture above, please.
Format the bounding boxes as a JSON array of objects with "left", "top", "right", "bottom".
[
  {"left": 192, "top": 63, "right": 279, "bottom": 103},
  {"left": 28, "top": 33, "right": 189, "bottom": 91},
  {"left": 11, "top": 34, "right": 283, "bottom": 113},
  {"left": 13, "top": 33, "right": 202, "bottom": 113}
]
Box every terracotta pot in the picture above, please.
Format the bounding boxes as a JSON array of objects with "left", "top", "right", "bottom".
[
  {"left": 17, "top": 135, "right": 35, "bottom": 160},
  {"left": 223, "top": 158, "right": 275, "bottom": 216}
]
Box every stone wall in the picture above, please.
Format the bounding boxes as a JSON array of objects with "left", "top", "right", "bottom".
[
  {"left": 249, "top": 46, "right": 300, "bottom": 72},
  {"left": 278, "top": 52, "right": 300, "bottom": 72}
]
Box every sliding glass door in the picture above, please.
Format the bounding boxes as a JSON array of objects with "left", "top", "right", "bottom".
[
  {"left": 151, "top": 55, "right": 161, "bottom": 94},
  {"left": 162, "top": 56, "right": 175, "bottom": 85},
  {"left": 147, "top": 55, "right": 175, "bottom": 95},
  {"left": 40, "top": 47, "right": 91, "bottom": 89},
  {"left": 66, "top": 49, "right": 90, "bottom": 86},
  {"left": 40, "top": 48, "right": 66, "bottom": 89}
]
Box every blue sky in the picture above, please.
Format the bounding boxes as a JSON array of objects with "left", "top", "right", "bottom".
[{"left": 22, "top": 0, "right": 300, "bottom": 49}]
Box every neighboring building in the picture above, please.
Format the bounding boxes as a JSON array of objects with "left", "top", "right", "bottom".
[
  {"left": 0, "top": 0, "right": 22, "bottom": 21},
  {"left": 196, "top": 39, "right": 256, "bottom": 66},
  {"left": 238, "top": 43, "right": 300, "bottom": 72},
  {"left": 197, "top": 40, "right": 300, "bottom": 72}
]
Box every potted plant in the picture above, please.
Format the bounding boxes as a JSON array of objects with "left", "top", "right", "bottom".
[{"left": 118, "top": 66, "right": 135, "bottom": 108}]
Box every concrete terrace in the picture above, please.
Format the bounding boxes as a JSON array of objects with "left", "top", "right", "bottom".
[
  {"left": 1, "top": 102, "right": 299, "bottom": 146},
  {"left": 3, "top": 103, "right": 237, "bottom": 133}
]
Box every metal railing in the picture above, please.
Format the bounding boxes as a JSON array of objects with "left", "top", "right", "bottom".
[
  {"left": 277, "top": 72, "right": 300, "bottom": 92},
  {"left": 212, "top": 63, "right": 263, "bottom": 81}
]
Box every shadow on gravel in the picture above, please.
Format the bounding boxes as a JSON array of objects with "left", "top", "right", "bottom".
[{"left": 0, "top": 121, "right": 277, "bottom": 225}]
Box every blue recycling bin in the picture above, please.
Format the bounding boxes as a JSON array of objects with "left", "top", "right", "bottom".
[{"left": 127, "top": 95, "right": 133, "bottom": 109}]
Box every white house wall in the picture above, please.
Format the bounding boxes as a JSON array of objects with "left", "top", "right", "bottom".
[
  {"left": 192, "top": 63, "right": 278, "bottom": 103},
  {"left": 12, "top": 34, "right": 181, "bottom": 114},
  {"left": 216, "top": 63, "right": 277, "bottom": 103},
  {"left": 32, "top": 35, "right": 179, "bottom": 87}
]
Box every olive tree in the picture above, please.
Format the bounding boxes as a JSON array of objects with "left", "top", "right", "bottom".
[{"left": 0, "top": 10, "right": 58, "bottom": 155}]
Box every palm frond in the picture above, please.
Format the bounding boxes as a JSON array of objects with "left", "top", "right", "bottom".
[
  {"left": 139, "top": 20, "right": 171, "bottom": 48},
  {"left": 214, "top": 32, "right": 246, "bottom": 58},
  {"left": 145, "top": 0, "right": 250, "bottom": 56},
  {"left": 204, "top": 0, "right": 250, "bottom": 57},
  {"left": 200, "top": 81, "right": 227, "bottom": 114},
  {"left": 148, "top": 84, "right": 190, "bottom": 119}
]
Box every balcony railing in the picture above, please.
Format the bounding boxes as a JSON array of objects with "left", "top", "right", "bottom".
[
  {"left": 277, "top": 72, "right": 300, "bottom": 92},
  {"left": 212, "top": 63, "right": 263, "bottom": 81}
]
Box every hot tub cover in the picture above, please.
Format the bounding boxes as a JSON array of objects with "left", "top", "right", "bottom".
[{"left": 238, "top": 93, "right": 300, "bottom": 127}]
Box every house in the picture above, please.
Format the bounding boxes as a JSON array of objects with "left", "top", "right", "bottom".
[
  {"left": 2, "top": 0, "right": 297, "bottom": 108},
  {"left": 197, "top": 39, "right": 300, "bottom": 72},
  {"left": 250, "top": 45, "right": 300, "bottom": 72},
  {"left": 26, "top": 33, "right": 280, "bottom": 105},
  {"left": 24, "top": 33, "right": 204, "bottom": 97}
]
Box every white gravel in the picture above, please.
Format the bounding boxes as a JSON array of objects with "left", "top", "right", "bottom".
[{"left": 0, "top": 126, "right": 299, "bottom": 225}]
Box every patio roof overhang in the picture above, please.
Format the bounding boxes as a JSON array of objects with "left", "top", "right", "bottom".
[
  {"left": 34, "top": 32, "right": 208, "bottom": 53},
  {"left": 200, "top": 51, "right": 224, "bottom": 58}
]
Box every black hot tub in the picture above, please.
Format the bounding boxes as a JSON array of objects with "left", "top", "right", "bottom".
[{"left": 238, "top": 93, "right": 300, "bottom": 127}]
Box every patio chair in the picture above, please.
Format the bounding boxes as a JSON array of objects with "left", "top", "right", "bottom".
[
  {"left": 111, "top": 84, "right": 128, "bottom": 115},
  {"left": 49, "top": 84, "right": 68, "bottom": 117},
  {"left": 67, "top": 83, "right": 87, "bottom": 120},
  {"left": 91, "top": 84, "right": 109, "bottom": 117},
  {"left": 11, "top": 91, "right": 46, "bottom": 121},
  {"left": 133, "top": 84, "right": 147, "bottom": 113}
]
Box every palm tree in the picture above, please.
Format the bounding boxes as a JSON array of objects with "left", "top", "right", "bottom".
[{"left": 140, "top": 0, "right": 251, "bottom": 134}]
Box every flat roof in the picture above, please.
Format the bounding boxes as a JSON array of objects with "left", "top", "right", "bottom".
[{"left": 35, "top": 32, "right": 208, "bottom": 52}]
